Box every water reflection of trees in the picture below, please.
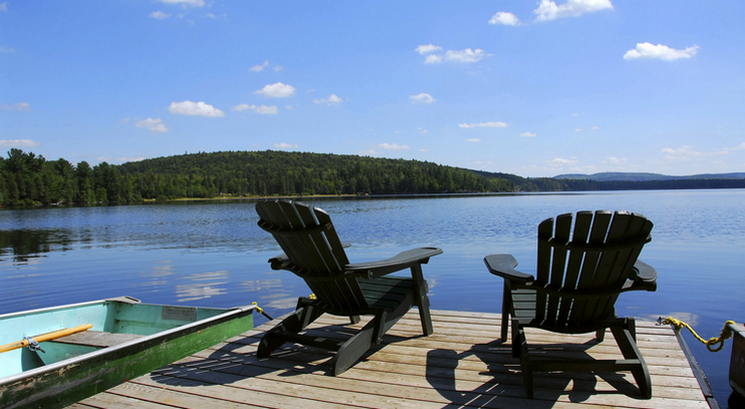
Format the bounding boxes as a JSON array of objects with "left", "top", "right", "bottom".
[{"left": 0, "top": 229, "right": 75, "bottom": 262}]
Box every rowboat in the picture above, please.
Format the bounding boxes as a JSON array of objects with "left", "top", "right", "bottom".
[{"left": 0, "top": 296, "right": 256, "bottom": 409}]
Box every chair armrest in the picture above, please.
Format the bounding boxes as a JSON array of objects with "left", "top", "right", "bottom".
[
  {"left": 483, "top": 254, "right": 534, "bottom": 282},
  {"left": 268, "top": 253, "right": 290, "bottom": 270},
  {"left": 632, "top": 260, "right": 657, "bottom": 284},
  {"left": 621, "top": 259, "right": 657, "bottom": 292},
  {"left": 345, "top": 247, "right": 443, "bottom": 277}
]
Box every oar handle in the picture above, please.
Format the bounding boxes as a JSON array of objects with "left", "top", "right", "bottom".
[{"left": 0, "top": 324, "right": 94, "bottom": 354}]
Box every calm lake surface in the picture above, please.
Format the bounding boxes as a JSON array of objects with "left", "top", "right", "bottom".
[{"left": 2, "top": 190, "right": 743, "bottom": 405}]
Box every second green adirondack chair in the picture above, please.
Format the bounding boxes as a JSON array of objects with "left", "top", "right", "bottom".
[{"left": 484, "top": 210, "right": 657, "bottom": 399}]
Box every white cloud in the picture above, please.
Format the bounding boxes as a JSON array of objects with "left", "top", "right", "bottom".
[
  {"left": 623, "top": 43, "right": 700, "bottom": 61},
  {"left": 725, "top": 142, "right": 745, "bottom": 152},
  {"left": 466, "top": 138, "right": 482, "bottom": 142},
  {"left": 231, "top": 104, "right": 278, "bottom": 114},
  {"left": 604, "top": 156, "right": 628, "bottom": 165},
  {"left": 662, "top": 145, "right": 701, "bottom": 160},
  {"left": 250, "top": 60, "right": 269, "bottom": 72},
  {"left": 418, "top": 46, "right": 489, "bottom": 64},
  {"left": 0, "top": 139, "right": 40, "bottom": 148},
  {"left": 135, "top": 118, "right": 170, "bottom": 133},
  {"left": 520, "top": 132, "right": 537, "bottom": 137},
  {"left": 534, "top": 0, "right": 613, "bottom": 21},
  {"left": 2, "top": 102, "right": 31, "bottom": 111},
  {"left": 415, "top": 44, "right": 443, "bottom": 55},
  {"left": 255, "top": 105, "right": 278, "bottom": 114},
  {"left": 418, "top": 128, "right": 428, "bottom": 134},
  {"left": 150, "top": 11, "right": 171, "bottom": 19},
  {"left": 168, "top": 100, "right": 225, "bottom": 117},
  {"left": 313, "top": 94, "right": 343, "bottom": 105},
  {"left": 0, "top": 2, "right": 7, "bottom": 12},
  {"left": 120, "top": 117, "right": 131, "bottom": 123},
  {"left": 419, "top": 148, "right": 429, "bottom": 152},
  {"left": 254, "top": 82, "right": 296, "bottom": 98},
  {"left": 274, "top": 142, "right": 298, "bottom": 149},
  {"left": 662, "top": 143, "right": 745, "bottom": 161},
  {"left": 0, "top": 46, "right": 14, "bottom": 53},
  {"left": 444, "top": 48, "right": 488, "bottom": 63},
  {"left": 410, "top": 93, "right": 435, "bottom": 104},
  {"left": 489, "top": 11, "right": 520, "bottom": 26},
  {"left": 459, "top": 121, "right": 508, "bottom": 128},
  {"left": 379, "top": 143, "right": 410, "bottom": 150},
  {"left": 424, "top": 54, "right": 443, "bottom": 64},
  {"left": 205, "top": 13, "right": 216, "bottom": 19},
  {"left": 548, "top": 157, "right": 579, "bottom": 166},
  {"left": 157, "top": 0, "right": 205, "bottom": 6}
]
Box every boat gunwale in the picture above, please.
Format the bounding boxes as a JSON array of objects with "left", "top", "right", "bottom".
[
  {"left": 0, "top": 297, "right": 136, "bottom": 320},
  {"left": 0, "top": 299, "right": 256, "bottom": 386}
]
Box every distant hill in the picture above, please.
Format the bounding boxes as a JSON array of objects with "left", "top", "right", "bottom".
[{"left": 554, "top": 172, "right": 745, "bottom": 182}]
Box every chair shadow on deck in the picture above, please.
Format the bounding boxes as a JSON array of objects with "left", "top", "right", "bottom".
[
  {"left": 148, "top": 314, "right": 426, "bottom": 387},
  {"left": 425, "top": 335, "right": 649, "bottom": 407}
]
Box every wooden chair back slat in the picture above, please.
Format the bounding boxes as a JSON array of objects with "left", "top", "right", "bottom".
[
  {"left": 534, "top": 218, "right": 554, "bottom": 323},
  {"left": 556, "top": 210, "right": 594, "bottom": 324},
  {"left": 544, "top": 213, "right": 572, "bottom": 326}
]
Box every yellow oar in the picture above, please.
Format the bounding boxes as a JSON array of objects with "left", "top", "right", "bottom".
[{"left": 0, "top": 324, "right": 93, "bottom": 354}]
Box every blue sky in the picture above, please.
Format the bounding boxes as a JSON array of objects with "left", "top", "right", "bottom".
[{"left": 1, "top": 1, "right": 744, "bottom": 177}]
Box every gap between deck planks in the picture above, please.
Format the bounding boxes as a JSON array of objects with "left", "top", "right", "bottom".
[{"left": 70, "top": 309, "right": 709, "bottom": 409}]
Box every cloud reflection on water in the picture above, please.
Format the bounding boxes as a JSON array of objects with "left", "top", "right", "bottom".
[{"left": 176, "top": 270, "right": 229, "bottom": 302}]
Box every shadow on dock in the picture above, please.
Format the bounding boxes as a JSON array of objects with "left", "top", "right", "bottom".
[
  {"left": 74, "top": 310, "right": 710, "bottom": 409},
  {"left": 425, "top": 338, "right": 649, "bottom": 407}
]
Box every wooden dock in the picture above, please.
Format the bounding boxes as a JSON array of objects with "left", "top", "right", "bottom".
[{"left": 69, "top": 309, "right": 709, "bottom": 408}]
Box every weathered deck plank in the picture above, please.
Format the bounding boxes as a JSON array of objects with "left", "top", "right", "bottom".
[{"left": 73, "top": 309, "right": 709, "bottom": 408}]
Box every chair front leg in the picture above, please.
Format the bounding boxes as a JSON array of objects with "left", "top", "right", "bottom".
[
  {"left": 297, "top": 297, "right": 325, "bottom": 330},
  {"left": 611, "top": 319, "right": 652, "bottom": 399},
  {"left": 410, "top": 264, "right": 434, "bottom": 336},
  {"left": 512, "top": 317, "right": 534, "bottom": 398},
  {"left": 501, "top": 284, "right": 511, "bottom": 342}
]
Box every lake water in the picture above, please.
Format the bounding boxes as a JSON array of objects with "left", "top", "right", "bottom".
[{"left": 1, "top": 190, "right": 743, "bottom": 405}]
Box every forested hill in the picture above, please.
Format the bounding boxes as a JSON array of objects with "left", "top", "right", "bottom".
[
  {"left": 0, "top": 149, "right": 514, "bottom": 206},
  {"left": 117, "top": 150, "right": 514, "bottom": 198},
  {"left": 2, "top": 149, "right": 744, "bottom": 207}
]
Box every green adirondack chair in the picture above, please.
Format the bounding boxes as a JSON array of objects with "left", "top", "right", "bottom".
[
  {"left": 255, "top": 199, "right": 442, "bottom": 375},
  {"left": 484, "top": 210, "right": 657, "bottom": 399}
]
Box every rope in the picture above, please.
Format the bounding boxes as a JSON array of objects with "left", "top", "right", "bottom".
[
  {"left": 658, "top": 316, "right": 736, "bottom": 352},
  {"left": 251, "top": 302, "right": 274, "bottom": 321}
]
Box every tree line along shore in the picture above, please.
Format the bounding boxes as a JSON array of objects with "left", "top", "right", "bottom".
[{"left": 1, "top": 149, "right": 744, "bottom": 207}]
